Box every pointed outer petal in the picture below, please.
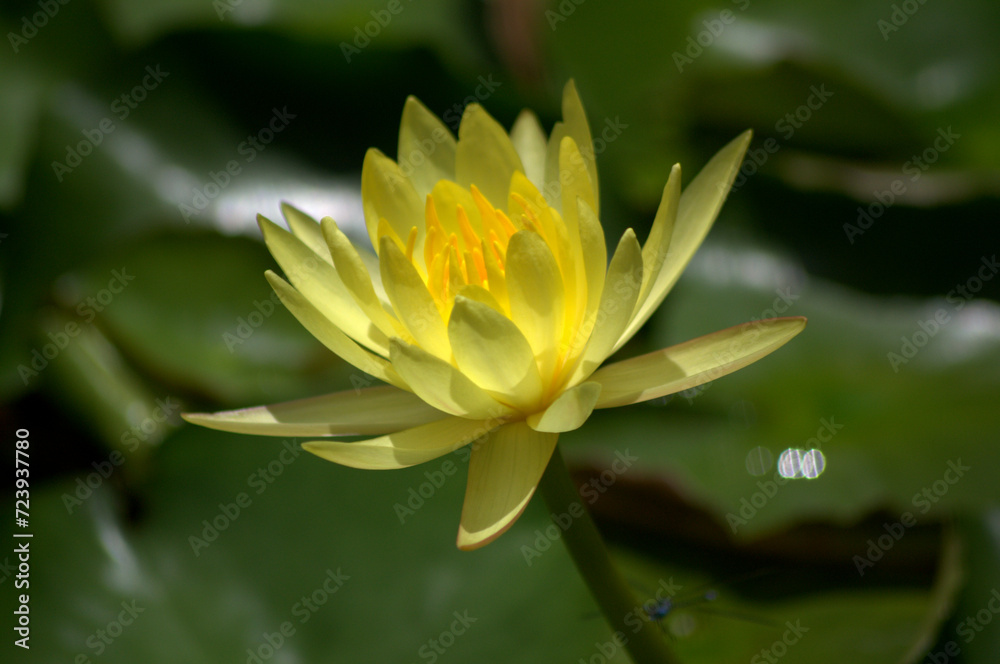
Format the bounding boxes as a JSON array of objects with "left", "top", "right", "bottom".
[
  {"left": 505, "top": 230, "right": 565, "bottom": 384},
  {"left": 321, "top": 217, "right": 409, "bottom": 341},
  {"left": 258, "top": 215, "right": 390, "bottom": 355},
  {"left": 448, "top": 296, "right": 544, "bottom": 411},
  {"left": 455, "top": 104, "right": 524, "bottom": 210},
  {"left": 182, "top": 386, "right": 445, "bottom": 438},
  {"left": 390, "top": 339, "right": 515, "bottom": 420},
  {"left": 304, "top": 416, "right": 500, "bottom": 471},
  {"left": 558, "top": 136, "right": 597, "bottom": 221},
  {"left": 379, "top": 238, "right": 451, "bottom": 360},
  {"left": 361, "top": 148, "right": 424, "bottom": 256},
  {"left": 545, "top": 80, "right": 599, "bottom": 214},
  {"left": 457, "top": 422, "right": 558, "bottom": 550},
  {"left": 526, "top": 381, "right": 601, "bottom": 433},
  {"left": 264, "top": 271, "right": 406, "bottom": 389},
  {"left": 575, "top": 198, "right": 607, "bottom": 337},
  {"left": 615, "top": 131, "right": 752, "bottom": 351},
  {"left": 568, "top": 229, "right": 643, "bottom": 383},
  {"left": 397, "top": 96, "right": 457, "bottom": 201},
  {"left": 556, "top": 137, "right": 595, "bottom": 330},
  {"left": 633, "top": 163, "right": 680, "bottom": 313},
  {"left": 430, "top": 180, "right": 483, "bottom": 237},
  {"left": 510, "top": 110, "right": 548, "bottom": 191},
  {"left": 280, "top": 202, "right": 331, "bottom": 263},
  {"left": 592, "top": 317, "right": 807, "bottom": 409}
]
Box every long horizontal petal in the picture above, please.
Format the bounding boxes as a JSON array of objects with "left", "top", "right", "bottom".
[
  {"left": 614, "top": 131, "right": 751, "bottom": 351},
  {"left": 593, "top": 317, "right": 807, "bottom": 408},
  {"left": 182, "top": 386, "right": 445, "bottom": 437},
  {"left": 303, "top": 416, "right": 501, "bottom": 470},
  {"left": 457, "top": 422, "right": 558, "bottom": 550}
]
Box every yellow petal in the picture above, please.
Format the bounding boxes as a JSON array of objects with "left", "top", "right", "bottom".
[
  {"left": 593, "top": 317, "right": 807, "bottom": 408},
  {"left": 265, "top": 271, "right": 405, "bottom": 389},
  {"left": 389, "top": 339, "right": 515, "bottom": 420},
  {"left": 545, "top": 80, "right": 598, "bottom": 214},
  {"left": 505, "top": 230, "right": 565, "bottom": 383},
  {"left": 636, "top": 163, "right": 680, "bottom": 310},
  {"left": 322, "top": 217, "right": 408, "bottom": 341},
  {"left": 569, "top": 229, "right": 643, "bottom": 382},
  {"left": 510, "top": 109, "right": 547, "bottom": 191},
  {"left": 398, "top": 95, "right": 457, "bottom": 201},
  {"left": 457, "top": 422, "right": 558, "bottom": 550},
  {"left": 455, "top": 104, "right": 524, "bottom": 209},
  {"left": 258, "top": 215, "right": 389, "bottom": 354},
  {"left": 361, "top": 148, "right": 424, "bottom": 256},
  {"left": 280, "top": 202, "right": 331, "bottom": 263},
  {"left": 556, "top": 136, "right": 597, "bottom": 333},
  {"left": 615, "top": 131, "right": 751, "bottom": 350},
  {"left": 379, "top": 237, "right": 451, "bottom": 360},
  {"left": 526, "top": 382, "right": 601, "bottom": 433},
  {"left": 181, "top": 386, "right": 444, "bottom": 437},
  {"left": 304, "top": 416, "right": 500, "bottom": 470},
  {"left": 448, "top": 296, "right": 543, "bottom": 411},
  {"left": 572, "top": 198, "right": 607, "bottom": 351}
]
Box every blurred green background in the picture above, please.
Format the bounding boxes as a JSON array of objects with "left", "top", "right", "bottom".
[{"left": 2, "top": 0, "right": 999, "bottom": 662}]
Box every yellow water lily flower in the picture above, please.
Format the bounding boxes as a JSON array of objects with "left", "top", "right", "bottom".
[{"left": 184, "top": 81, "right": 805, "bottom": 551}]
